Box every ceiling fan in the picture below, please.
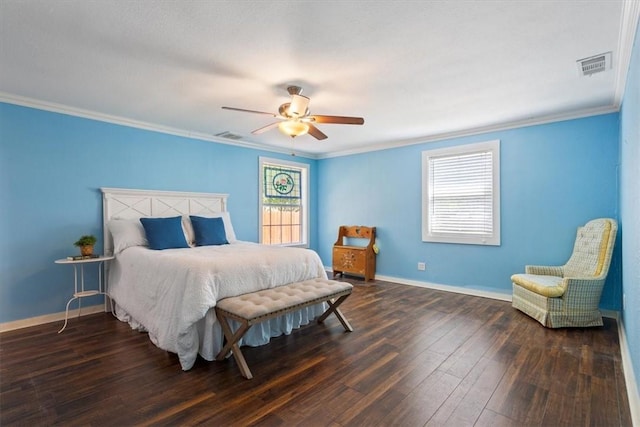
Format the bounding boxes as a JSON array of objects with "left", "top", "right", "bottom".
[{"left": 221, "top": 86, "right": 364, "bottom": 140}]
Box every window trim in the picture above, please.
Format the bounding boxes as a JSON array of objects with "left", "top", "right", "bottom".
[
  {"left": 421, "top": 140, "right": 501, "bottom": 246},
  {"left": 259, "top": 156, "right": 309, "bottom": 247}
]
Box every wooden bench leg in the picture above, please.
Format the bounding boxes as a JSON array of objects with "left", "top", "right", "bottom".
[
  {"left": 215, "top": 287, "right": 352, "bottom": 379},
  {"left": 215, "top": 317, "right": 251, "bottom": 361},
  {"left": 317, "top": 294, "right": 353, "bottom": 332},
  {"left": 215, "top": 313, "right": 253, "bottom": 379}
]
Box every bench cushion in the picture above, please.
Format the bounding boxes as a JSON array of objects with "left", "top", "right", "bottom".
[{"left": 216, "top": 278, "right": 353, "bottom": 322}]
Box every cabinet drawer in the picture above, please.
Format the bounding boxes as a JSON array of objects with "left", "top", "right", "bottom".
[{"left": 333, "top": 247, "right": 367, "bottom": 275}]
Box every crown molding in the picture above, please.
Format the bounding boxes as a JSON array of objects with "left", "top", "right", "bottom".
[
  {"left": 317, "top": 104, "right": 619, "bottom": 159},
  {"left": 0, "top": 92, "right": 319, "bottom": 159},
  {"left": 614, "top": 0, "right": 640, "bottom": 107},
  {"left": 0, "top": 92, "right": 620, "bottom": 161},
  {"left": 3, "top": 4, "right": 636, "bottom": 162}
]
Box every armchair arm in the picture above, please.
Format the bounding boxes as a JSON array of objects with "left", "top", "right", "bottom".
[
  {"left": 525, "top": 265, "right": 564, "bottom": 276},
  {"left": 560, "top": 277, "right": 606, "bottom": 309}
]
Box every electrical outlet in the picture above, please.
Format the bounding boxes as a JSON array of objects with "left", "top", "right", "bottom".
[{"left": 417, "top": 262, "right": 426, "bottom": 271}]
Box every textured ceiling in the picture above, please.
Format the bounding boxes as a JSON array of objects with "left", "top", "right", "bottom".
[{"left": 1, "top": 1, "right": 638, "bottom": 158}]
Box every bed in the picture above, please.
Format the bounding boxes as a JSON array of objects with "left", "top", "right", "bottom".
[{"left": 101, "top": 187, "right": 328, "bottom": 371}]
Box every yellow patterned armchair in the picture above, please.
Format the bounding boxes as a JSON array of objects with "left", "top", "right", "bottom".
[{"left": 511, "top": 218, "right": 617, "bottom": 328}]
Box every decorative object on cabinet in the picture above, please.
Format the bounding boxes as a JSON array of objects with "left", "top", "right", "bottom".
[
  {"left": 74, "top": 234, "right": 97, "bottom": 256},
  {"left": 332, "top": 225, "right": 376, "bottom": 281}
]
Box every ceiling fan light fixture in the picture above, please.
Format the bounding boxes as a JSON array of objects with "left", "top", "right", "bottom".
[
  {"left": 222, "top": 86, "right": 364, "bottom": 141},
  {"left": 278, "top": 120, "right": 309, "bottom": 138},
  {"left": 288, "top": 94, "right": 310, "bottom": 117}
]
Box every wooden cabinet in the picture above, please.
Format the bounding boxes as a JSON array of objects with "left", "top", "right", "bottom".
[{"left": 332, "top": 225, "right": 376, "bottom": 281}]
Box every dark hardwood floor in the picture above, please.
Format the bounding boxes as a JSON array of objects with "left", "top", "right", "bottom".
[{"left": 0, "top": 279, "right": 632, "bottom": 426}]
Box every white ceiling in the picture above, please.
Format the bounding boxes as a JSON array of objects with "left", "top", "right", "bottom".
[{"left": 1, "top": 1, "right": 638, "bottom": 158}]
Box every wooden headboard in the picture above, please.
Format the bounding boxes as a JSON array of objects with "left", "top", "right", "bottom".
[{"left": 101, "top": 187, "right": 229, "bottom": 255}]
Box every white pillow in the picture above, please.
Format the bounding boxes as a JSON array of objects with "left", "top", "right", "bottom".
[
  {"left": 107, "top": 218, "right": 148, "bottom": 254},
  {"left": 183, "top": 212, "right": 237, "bottom": 244},
  {"left": 181, "top": 216, "right": 195, "bottom": 247}
]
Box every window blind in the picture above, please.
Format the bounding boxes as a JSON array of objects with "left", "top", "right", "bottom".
[{"left": 428, "top": 150, "right": 493, "bottom": 236}]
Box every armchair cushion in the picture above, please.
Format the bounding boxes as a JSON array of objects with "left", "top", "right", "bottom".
[
  {"left": 511, "top": 273, "right": 564, "bottom": 297},
  {"left": 564, "top": 219, "right": 613, "bottom": 277}
]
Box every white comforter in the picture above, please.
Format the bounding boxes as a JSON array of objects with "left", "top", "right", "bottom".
[{"left": 108, "top": 242, "right": 328, "bottom": 370}]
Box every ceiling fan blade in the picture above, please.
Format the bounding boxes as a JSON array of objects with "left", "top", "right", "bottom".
[
  {"left": 251, "top": 122, "right": 280, "bottom": 135},
  {"left": 222, "top": 106, "right": 276, "bottom": 117},
  {"left": 307, "top": 123, "right": 328, "bottom": 140},
  {"left": 309, "top": 115, "right": 364, "bottom": 125}
]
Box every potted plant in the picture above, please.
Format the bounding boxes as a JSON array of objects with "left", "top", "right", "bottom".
[{"left": 74, "top": 235, "right": 97, "bottom": 256}]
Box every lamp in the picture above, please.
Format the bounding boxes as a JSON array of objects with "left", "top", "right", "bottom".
[{"left": 278, "top": 120, "right": 309, "bottom": 138}]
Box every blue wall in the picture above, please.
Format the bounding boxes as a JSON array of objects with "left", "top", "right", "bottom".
[
  {"left": 0, "top": 104, "right": 318, "bottom": 322},
  {"left": 0, "top": 103, "right": 623, "bottom": 323},
  {"left": 2, "top": 32, "right": 637, "bottom": 408},
  {"left": 317, "top": 114, "right": 621, "bottom": 306},
  {"left": 0, "top": 96, "right": 626, "bottom": 324},
  {"left": 620, "top": 21, "right": 640, "bottom": 405}
]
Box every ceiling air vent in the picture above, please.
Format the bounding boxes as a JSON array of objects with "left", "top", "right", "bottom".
[
  {"left": 577, "top": 52, "right": 612, "bottom": 76},
  {"left": 215, "top": 131, "right": 244, "bottom": 140}
]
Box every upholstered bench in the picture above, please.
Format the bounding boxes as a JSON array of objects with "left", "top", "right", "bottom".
[{"left": 215, "top": 278, "right": 353, "bottom": 379}]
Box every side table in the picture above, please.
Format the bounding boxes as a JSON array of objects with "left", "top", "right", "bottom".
[{"left": 54, "top": 255, "right": 115, "bottom": 333}]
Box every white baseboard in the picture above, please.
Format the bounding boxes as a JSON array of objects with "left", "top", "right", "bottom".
[
  {"left": 618, "top": 318, "right": 640, "bottom": 426},
  {"left": 325, "top": 267, "right": 512, "bottom": 302},
  {"left": 326, "top": 267, "right": 620, "bottom": 319},
  {"left": 0, "top": 304, "right": 105, "bottom": 333},
  {"left": 374, "top": 273, "right": 513, "bottom": 302}
]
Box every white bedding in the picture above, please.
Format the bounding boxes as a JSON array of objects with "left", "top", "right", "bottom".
[{"left": 108, "top": 241, "right": 328, "bottom": 370}]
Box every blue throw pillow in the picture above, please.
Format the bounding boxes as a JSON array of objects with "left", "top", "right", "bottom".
[
  {"left": 139, "top": 216, "right": 189, "bottom": 250},
  {"left": 190, "top": 216, "right": 228, "bottom": 246}
]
